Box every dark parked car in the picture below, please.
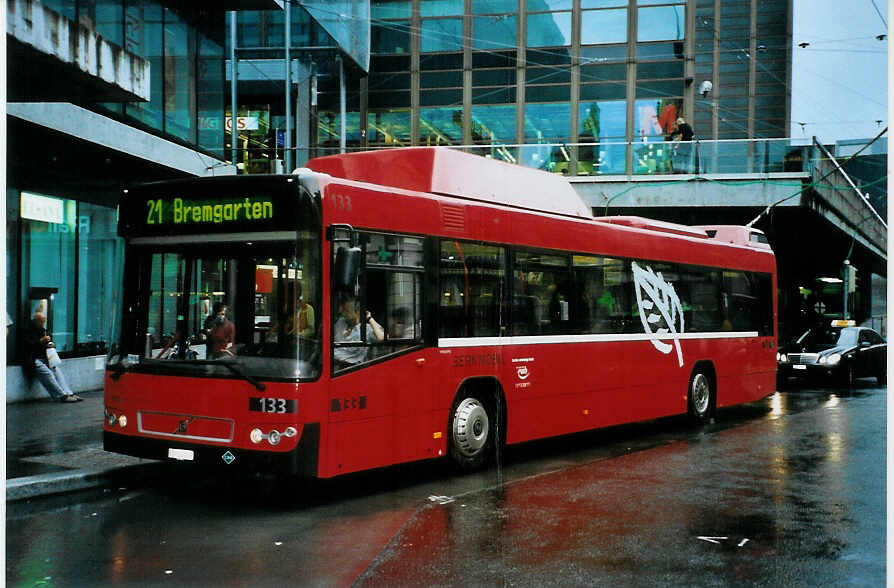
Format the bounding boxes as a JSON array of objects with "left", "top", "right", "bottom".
[{"left": 777, "top": 322, "right": 886, "bottom": 386}]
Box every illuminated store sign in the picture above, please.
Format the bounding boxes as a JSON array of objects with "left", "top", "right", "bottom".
[
  {"left": 224, "top": 116, "right": 259, "bottom": 131},
  {"left": 21, "top": 192, "right": 64, "bottom": 224}
]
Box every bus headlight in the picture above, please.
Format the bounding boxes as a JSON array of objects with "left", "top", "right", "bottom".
[
  {"left": 107, "top": 411, "right": 117, "bottom": 426},
  {"left": 249, "top": 427, "right": 293, "bottom": 445},
  {"left": 118, "top": 415, "right": 128, "bottom": 428}
]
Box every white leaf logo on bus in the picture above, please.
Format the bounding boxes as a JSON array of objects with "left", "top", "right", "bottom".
[
  {"left": 516, "top": 365, "right": 530, "bottom": 380},
  {"left": 632, "top": 261, "right": 685, "bottom": 367}
]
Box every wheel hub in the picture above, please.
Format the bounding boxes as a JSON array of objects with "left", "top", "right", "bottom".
[
  {"left": 691, "top": 373, "right": 710, "bottom": 415},
  {"left": 453, "top": 398, "right": 489, "bottom": 457}
]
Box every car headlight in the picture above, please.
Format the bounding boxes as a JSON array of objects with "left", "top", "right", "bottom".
[
  {"left": 777, "top": 353, "right": 788, "bottom": 363},
  {"left": 827, "top": 353, "right": 841, "bottom": 365}
]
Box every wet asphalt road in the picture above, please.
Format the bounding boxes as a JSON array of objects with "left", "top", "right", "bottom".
[{"left": 6, "top": 381, "right": 885, "bottom": 586}]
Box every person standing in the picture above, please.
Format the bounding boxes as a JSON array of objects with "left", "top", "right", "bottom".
[
  {"left": 672, "top": 117, "right": 695, "bottom": 172},
  {"left": 287, "top": 283, "right": 315, "bottom": 338},
  {"left": 204, "top": 302, "right": 235, "bottom": 358},
  {"left": 24, "top": 312, "right": 82, "bottom": 402},
  {"left": 674, "top": 116, "right": 694, "bottom": 141}
]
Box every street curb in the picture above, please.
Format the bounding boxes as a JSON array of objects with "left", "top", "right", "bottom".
[{"left": 6, "top": 463, "right": 163, "bottom": 502}]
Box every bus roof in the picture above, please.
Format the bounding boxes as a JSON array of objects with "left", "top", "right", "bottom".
[
  {"left": 305, "top": 147, "right": 594, "bottom": 219},
  {"left": 593, "top": 216, "right": 711, "bottom": 239}
]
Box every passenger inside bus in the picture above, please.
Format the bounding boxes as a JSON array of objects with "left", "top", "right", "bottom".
[
  {"left": 387, "top": 306, "right": 414, "bottom": 340},
  {"left": 333, "top": 296, "right": 384, "bottom": 368},
  {"left": 204, "top": 302, "right": 235, "bottom": 359},
  {"left": 271, "top": 282, "right": 316, "bottom": 341},
  {"left": 291, "top": 283, "right": 316, "bottom": 338}
]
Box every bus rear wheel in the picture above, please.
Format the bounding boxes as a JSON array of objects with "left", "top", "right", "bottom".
[
  {"left": 449, "top": 396, "right": 493, "bottom": 471},
  {"left": 688, "top": 369, "right": 714, "bottom": 423}
]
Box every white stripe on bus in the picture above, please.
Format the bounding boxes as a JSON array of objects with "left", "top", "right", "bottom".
[{"left": 438, "top": 332, "right": 760, "bottom": 348}]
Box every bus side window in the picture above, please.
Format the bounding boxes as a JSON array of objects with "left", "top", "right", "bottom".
[
  {"left": 334, "top": 232, "right": 424, "bottom": 370},
  {"left": 439, "top": 241, "right": 506, "bottom": 338}
]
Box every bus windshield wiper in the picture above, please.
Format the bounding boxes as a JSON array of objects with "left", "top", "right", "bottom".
[
  {"left": 219, "top": 360, "right": 266, "bottom": 391},
  {"left": 177, "top": 358, "right": 266, "bottom": 391}
]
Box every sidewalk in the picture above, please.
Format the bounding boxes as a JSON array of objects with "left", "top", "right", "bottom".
[{"left": 6, "top": 389, "right": 156, "bottom": 501}]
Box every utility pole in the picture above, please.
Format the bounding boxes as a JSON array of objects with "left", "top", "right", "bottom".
[
  {"left": 284, "top": 0, "right": 292, "bottom": 172},
  {"left": 842, "top": 259, "right": 850, "bottom": 319},
  {"left": 230, "top": 12, "right": 238, "bottom": 171},
  {"left": 339, "top": 55, "right": 346, "bottom": 154}
]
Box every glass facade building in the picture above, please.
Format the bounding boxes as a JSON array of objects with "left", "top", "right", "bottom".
[
  {"left": 5, "top": 0, "right": 795, "bottom": 394},
  {"left": 37, "top": 1, "right": 228, "bottom": 157},
  {"left": 229, "top": 0, "right": 790, "bottom": 176},
  {"left": 7, "top": 1, "right": 230, "bottom": 379}
]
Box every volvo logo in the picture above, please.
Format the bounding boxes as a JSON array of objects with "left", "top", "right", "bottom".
[{"left": 173, "top": 417, "right": 195, "bottom": 435}]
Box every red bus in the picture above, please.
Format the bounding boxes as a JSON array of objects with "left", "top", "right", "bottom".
[{"left": 104, "top": 147, "right": 777, "bottom": 477}]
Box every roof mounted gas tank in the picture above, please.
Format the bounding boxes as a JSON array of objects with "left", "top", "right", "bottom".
[
  {"left": 593, "top": 216, "right": 711, "bottom": 239},
  {"left": 305, "top": 147, "right": 593, "bottom": 219},
  {"left": 697, "top": 225, "right": 773, "bottom": 250}
]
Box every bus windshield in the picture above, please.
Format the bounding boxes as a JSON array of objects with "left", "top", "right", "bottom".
[{"left": 114, "top": 232, "right": 321, "bottom": 381}]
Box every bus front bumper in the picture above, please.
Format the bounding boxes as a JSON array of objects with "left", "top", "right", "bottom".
[{"left": 103, "top": 423, "right": 320, "bottom": 477}]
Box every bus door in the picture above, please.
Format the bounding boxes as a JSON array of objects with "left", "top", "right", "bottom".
[{"left": 327, "top": 230, "right": 431, "bottom": 475}]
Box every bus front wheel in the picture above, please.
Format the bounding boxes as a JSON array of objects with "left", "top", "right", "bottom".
[
  {"left": 688, "top": 369, "right": 714, "bottom": 423},
  {"left": 449, "top": 395, "right": 493, "bottom": 471}
]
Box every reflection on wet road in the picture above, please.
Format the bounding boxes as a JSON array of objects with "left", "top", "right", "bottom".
[
  {"left": 361, "top": 385, "right": 885, "bottom": 585},
  {"left": 7, "top": 383, "right": 886, "bottom": 586}
]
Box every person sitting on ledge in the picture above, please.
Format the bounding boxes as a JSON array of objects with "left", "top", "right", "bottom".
[{"left": 23, "top": 313, "right": 82, "bottom": 402}]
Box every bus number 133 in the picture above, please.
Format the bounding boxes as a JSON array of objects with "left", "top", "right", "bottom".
[{"left": 249, "top": 398, "right": 297, "bottom": 414}]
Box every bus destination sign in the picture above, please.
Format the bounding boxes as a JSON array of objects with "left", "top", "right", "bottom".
[
  {"left": 145, "top": 196, "right": 274, "bottom": 227},
  {"left": 120, "top": 178, "right": 312, "bottom": 238}
]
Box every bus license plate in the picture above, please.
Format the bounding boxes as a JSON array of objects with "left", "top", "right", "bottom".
[{"left": 168, "top": 448, "right": 195, "bottom": 461}]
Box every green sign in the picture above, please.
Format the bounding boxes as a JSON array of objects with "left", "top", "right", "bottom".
[
  {"left": 144, "top": 196, "right": 274, "bottom": 227},
  {"left": 119, "top": 177, "right": 312, "bottom": 238}
]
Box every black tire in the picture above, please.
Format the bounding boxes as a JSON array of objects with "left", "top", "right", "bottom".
[
  {"left": 448, "top": 394, "right": 494, "bottom": 472},
  {"left": 840, "top": 363, "right": 855, "bottom": 388},
  {"left": 687, "top": 369, "right": 714, "bottom": 423}
]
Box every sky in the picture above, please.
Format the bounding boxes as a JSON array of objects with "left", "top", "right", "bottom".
[{"left": 789, "top": 0, "right": 889, "bottom": 145}]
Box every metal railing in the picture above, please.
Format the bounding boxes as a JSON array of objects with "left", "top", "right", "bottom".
[{"left": 279, "top": 138, "right": 811, "bottom": 178}]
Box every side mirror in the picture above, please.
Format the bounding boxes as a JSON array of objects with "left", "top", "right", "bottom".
[
  {"left": 860, "top": 340, "right": 871, "bottom": 348},
  {"left": 334, "top": 246, "right": 362, "bottom": 291}
]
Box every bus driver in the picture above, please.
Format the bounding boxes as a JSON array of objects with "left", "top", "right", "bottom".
[{"left": 334, "top": 297, "right": 384, "bottom": 367}]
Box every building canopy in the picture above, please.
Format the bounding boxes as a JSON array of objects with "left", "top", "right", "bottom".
[{"left": 300, "top": 0, "right": 370, "bottom": 72}]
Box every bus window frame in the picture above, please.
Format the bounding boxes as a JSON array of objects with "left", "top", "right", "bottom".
[
  {"left": 434, "top": 239, "right": 775, "bottom": 342},
  {"left": 331, "top": 228, "right": 427, "bottom": 376},
  {"left": 115, "top": 229, "right": 323, "bottom": 382}
]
